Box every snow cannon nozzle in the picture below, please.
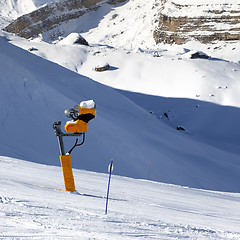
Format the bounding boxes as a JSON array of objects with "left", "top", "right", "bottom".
[{"left": 64, "top": 107, "right": 78, "bottom": 121}]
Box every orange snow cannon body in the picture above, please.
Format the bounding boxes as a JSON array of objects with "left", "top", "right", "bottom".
[
  {"left": 53, "top": 100, "right": 96, "bottom": 193},
  {"left": 64, "top": 100, "right": 96, "bottom": 133},
  {"left": 64, "top": 120, "right": 88, "bottom": 133},
  {"left": 59, "top": 154, "right": 76, "bottom": 192}
]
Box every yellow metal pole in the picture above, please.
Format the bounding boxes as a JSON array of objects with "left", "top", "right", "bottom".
[{"left": 59, "top": 154, "right": 76, "bottom": 192}]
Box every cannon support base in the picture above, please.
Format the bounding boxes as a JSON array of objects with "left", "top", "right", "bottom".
[{"left": 60, "top": 154, "right": 76, "bottom": 192}]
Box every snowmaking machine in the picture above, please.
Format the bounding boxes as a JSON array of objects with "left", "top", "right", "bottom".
[{"left": 53, "top": 100, "right": 96, "bottom": 192}]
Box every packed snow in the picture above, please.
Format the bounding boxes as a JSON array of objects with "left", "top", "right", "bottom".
[{"left": 1, "top": 156, "right": 240, "bottom": 239}]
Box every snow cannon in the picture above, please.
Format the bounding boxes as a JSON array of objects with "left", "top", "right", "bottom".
[
  {"left": 64, "top": 100, "right": 95, "bottom": 133},
  {"left": 53, "top": 100, "right": 96, "bottom": 192}
]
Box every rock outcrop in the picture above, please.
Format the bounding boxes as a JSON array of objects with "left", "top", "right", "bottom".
[
  {"left": 153, "top": 0, "right": 240, "bottom": 44},
  {"left": 3, "top": 0, "right": 240, "bottom": 45},
  {"left": 3, "top": 0, "right": 126, "bottom": 40}
]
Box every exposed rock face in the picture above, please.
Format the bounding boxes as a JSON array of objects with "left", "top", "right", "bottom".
[
  {"left": 3, "top": 0, "right": 240, "bottom": 45},
  {"left": 154, "top": 0, "right": 240, "bottom": 44},
  {"left": 190, "top": 52, "right": 209, "bottom": 59},
  {"left": 3, "top": 0, "right": 126, "bottom": 40},
  {"left": 58, "top": 32, "right": 89, "bottom": 45}
]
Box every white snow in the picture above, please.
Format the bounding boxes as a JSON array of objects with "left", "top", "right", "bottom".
[
  {"left": 66, "top": 120, "right": 77, "bottom": 124},
  {"left": 80, "top": 100, "right": 95, "bottom": 109},
  {"left": 1, "top": 29, "right": 240, "bottom": 193},
  {"left": 57, "top": 33, "right": 87, "bottom": 46},
  {"left": 1, "top": 0, "right": 240, "bottom": 237},
  {"left": 41, "top": 0, "right": 161, "bottom": 50},
  {"left": 0, "top": 0, "right": 59, "bottom": 28},
  {"left": 1, "top": 156, "right": 240, "bottom": 239},
  {"left": 0, "top": 0, "right": 240, "bottom": 192},
  {"left": 161, "top": 0, "right": 240, "bottom": 18}
]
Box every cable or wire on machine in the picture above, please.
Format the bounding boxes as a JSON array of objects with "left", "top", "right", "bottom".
[{"left": 67, "top": 132, "right": 85, "bottom": 154}]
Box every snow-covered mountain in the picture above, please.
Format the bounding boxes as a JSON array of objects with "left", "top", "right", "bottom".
[
  {"left": 1, "top": 0, "right": 240, "bottom": 238},
  {"left": 3, "top": 0, "right": 240, "bottom": 47},
  {"left": 0, "top": 0, "right": 60, "bottom": 29},
  {"left": 3, "top": 0, "right": 127, "bottom": 39},
  {"left": 154, "top": 0, "right": 240, "bottom": 44}
]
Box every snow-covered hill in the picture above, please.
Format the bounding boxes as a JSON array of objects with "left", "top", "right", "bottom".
[
  {"left": 1, "top": 0, "right": 240, "bottom": 237},
  {"left": 1, "top": 156, "right": 240, "bottom": 239},
  {"left": 1, "top": 30, "right": 240, "bottom": 193}
]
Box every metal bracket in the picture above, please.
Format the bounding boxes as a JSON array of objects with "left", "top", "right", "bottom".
[
  {"left": 53, "top": 121, "right": 83, "bottom": 137},
  {"left": 53, "top": 121, "right": 83, "bottom": 155}
]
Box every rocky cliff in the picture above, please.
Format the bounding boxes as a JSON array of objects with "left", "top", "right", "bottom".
[
  {"left": 153, "top": 0, "right": 240, "bottom": 44},
  {"left": 3, "top": 0, "right": 240, "bottom": 45},
  {"left": 3, "top": 0, "right": 126, "bottom": 40}
]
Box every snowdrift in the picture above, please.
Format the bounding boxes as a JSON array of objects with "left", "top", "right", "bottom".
[{"left": 1, "top": 33, "right": 240, "bottom": 192}]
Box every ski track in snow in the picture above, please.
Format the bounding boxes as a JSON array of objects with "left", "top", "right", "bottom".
[
  {"left": 0, "top": 187, "right": 239, "bottom": 240},
  {"left": 1, "top": 157, "right": 240, "bottom": 239}
]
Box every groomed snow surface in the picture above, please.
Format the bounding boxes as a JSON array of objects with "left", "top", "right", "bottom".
[{"left": 1, "top": 156, "right": 240, "bottom": 239}]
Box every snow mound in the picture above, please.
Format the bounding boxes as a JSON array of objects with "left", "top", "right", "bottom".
[{"left": 57, "top": 33, "right": 89, "bottom": 46}]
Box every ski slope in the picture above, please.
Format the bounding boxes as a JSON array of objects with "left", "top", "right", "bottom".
[
  {"left": 1, "top": 0, "right": 240, "bottom": 191},
  {"left": 1, "top": 30, "right": 240, "bottom": 193},
  {"left": 0, "top": 0, "right": 240, "bottom": 238},
  {"left": 1, "top": 156, "right": 240, "bottom": 239}
]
